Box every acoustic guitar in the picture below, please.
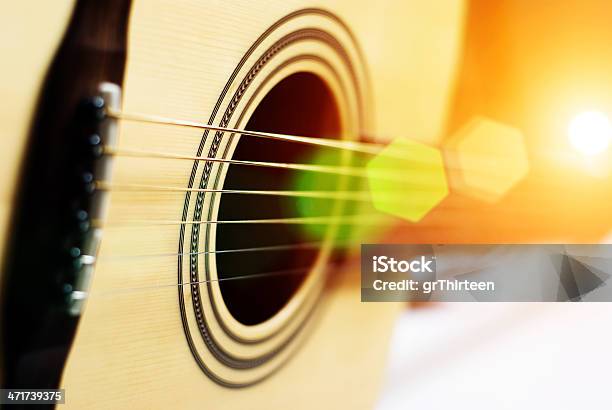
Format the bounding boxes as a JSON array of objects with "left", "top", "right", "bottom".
[{"left": 0, "top": 1, "right": 464, "bottom": 408}]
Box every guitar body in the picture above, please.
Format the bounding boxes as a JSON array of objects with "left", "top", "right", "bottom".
[{"left": 0, "top": 1, "right": 464, "bottom": 408}]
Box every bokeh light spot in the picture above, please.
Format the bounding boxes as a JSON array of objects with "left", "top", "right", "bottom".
[
  {"left": 366, "top": 138, "right": 448, "bottom": 222},
  {"left": 568, "top": 111, "right": 611, "bottom": 156},
  {"left": 443, "top": 117, "right": 529, "bottom": 203}
]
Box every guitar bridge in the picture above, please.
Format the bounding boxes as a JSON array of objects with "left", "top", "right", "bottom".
[{"left": 66, "top": 82, "right": 120, "bottom": 315}]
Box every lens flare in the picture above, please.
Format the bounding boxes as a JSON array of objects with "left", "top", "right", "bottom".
[{"left": 568, "top": 111, "right": 611, "bottom": 156}]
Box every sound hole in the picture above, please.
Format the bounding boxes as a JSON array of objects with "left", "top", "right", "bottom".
[{"left": 216, "top": 72, "right": 342, "bottom": 325}]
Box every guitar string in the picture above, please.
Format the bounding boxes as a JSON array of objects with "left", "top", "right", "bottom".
[
  {"left": 99, "top": 182, "right": 565, "bottom": 206},
  {"left": 96, "top": 179, "right": 562, "bottom": 229},
  {"left": 97, "top": 240, "right": 358, "bottom": 260},
  {"left": 104, "top": 145, "right": 508, "bottom": 174},
  {"left": 91, "top": 249, "right": 523, "bottom": 296},
  {"left": 89, "top": 249, "right": 505, "bottom": 296},
  {"left": 69, "top": 111, "right": 552, "bottom": 298},
  {"left": 98, "top": 207, "right": 560, "bottom": 230},
  {"left": 100, "top": 121, "right": 436, "bottom": 228},
  {"left": 93, "top": 110, "right": 545, "bottom": 262},
  {"left": 102, "top": 142, "right": 506, "bottom": 210},
  {"left": 98, "top": 182, "right": 364, "bottom": 196},
  {"left": 77, "top": 111, "right": 589, "bottom": 298},
  {"left": 106, "top": 108, "right": 534, "bottom": 171},
  {"left": 97, "top": 181, "right": 443, "bottom": 199},
  {"left": 105, "top": 146, "right": 369, "bottom": 176},
  {"left": 103, "top": 145, "right": 558, "bottom": 197},
  {"left": 89, "top": 264, "right": 341, "bottom": 297},
  {"left": 101, "top": 122, "right": 404, "bottom": 228},
  {"left": 106, "top": 108, "right": 501, "bottom": 170},
  {"left": 102, "top": 105, "right": 573, "bottom": 211},
  {"left": 106, "top": 108, "right": 386, "bottom": 156},
  {"left": 95, "top": 214, "right": 383, "bottom": 228},
  {"left": 102, "top": 109, "right": 540, "bottom": 202},
  {"left": 104, "top": 146, "right": 449, "bottom": 178},
  {"left": 95, "top": 163, "right": 561, "bottom": 230}
]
